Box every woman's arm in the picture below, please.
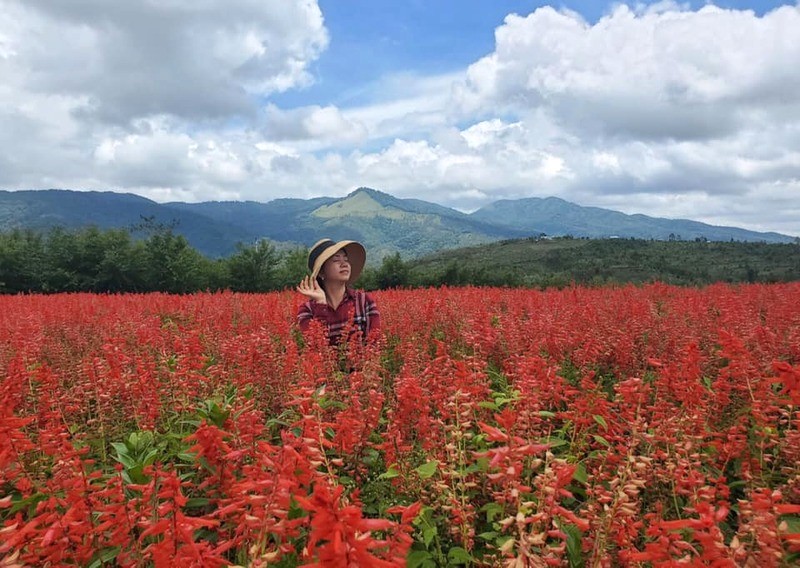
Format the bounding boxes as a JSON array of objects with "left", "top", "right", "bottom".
[
  {"left": 297, "top": 300, "right": 314, "bottom": 331},
  {"left": 364, "top": 293, "right": 381, "bottom": 338}
]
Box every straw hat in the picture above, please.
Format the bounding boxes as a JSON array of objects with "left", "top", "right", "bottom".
[{"left": 307, "top": 238, "right": 366, "bottom": 282}]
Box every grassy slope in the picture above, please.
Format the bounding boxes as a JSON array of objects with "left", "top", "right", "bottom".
[{"left": 408, "top": 238, "right": 800, "bottom": 286}]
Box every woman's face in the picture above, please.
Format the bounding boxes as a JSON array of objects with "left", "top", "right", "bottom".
[{"left": 321, "top": 250, "right": 351, "bottom": 283}]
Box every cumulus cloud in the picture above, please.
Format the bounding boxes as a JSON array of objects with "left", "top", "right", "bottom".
[
  {"left": 2, "top": 0, "right": 327, "bottom": 123},
  {"left": 456, "top": 4, "right": 800, "bottom": 139},
  {"left": 263, "top": 104, "right": 367, "bottom": 145},
  {"left": 1, "top": 1, "right": 799, "bottom": 236}
]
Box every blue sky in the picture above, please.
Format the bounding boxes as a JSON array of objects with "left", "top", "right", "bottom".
[
  {"left": 1, "top": 0, "right": 799, "bottom": 235},
  {"left": 278, "top": 0, "right": 793, "bottom": 107},
  {"left": 275, "top": 1, "right": 541, "bottom": 107}
]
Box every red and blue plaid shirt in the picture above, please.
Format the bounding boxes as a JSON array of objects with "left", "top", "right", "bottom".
[{"left": 297, "top": 288, "right": 380, "bottom": 345}]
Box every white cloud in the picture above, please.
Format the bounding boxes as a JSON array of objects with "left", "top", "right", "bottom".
[
  {"left": 263, "top": 104, "right": 367, "bottom": 145},
  {"left": 1, "top": 0, "right": 327, "bottom": 123},
  {"left": 456, "top": 4, "right": 800, "bottom": 141},
  {"left": 592, "top": 151, "right": 622, "bottom": 174},
  {"left": 0, "top": 1, "right": 799, "bottom": 236}
]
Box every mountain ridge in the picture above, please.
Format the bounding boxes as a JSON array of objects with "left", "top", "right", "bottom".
[
  {"left": 470, "top": 195, "right": 793, "bottom": 242},
  {"left": 0, "top": 187, "right": 794, "bottom": 259}
]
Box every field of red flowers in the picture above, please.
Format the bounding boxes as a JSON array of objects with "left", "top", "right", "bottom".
[{"left": 1, "top": 283, "right": 800, "bottom": 567}]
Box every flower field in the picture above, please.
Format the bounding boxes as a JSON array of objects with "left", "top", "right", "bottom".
[{"left": 2, "top": 283, "right": 800, "bottom": 567}]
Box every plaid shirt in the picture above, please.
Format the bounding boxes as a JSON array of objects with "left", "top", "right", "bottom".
[{"left": 297, "top": 288, "right": 380, "bottom": 345}]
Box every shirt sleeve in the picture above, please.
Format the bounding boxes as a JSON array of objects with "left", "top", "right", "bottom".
[
  {"left": 297, "top": 300, "right": 315, "bottom": 331},
  {"left": 364, "top": 293, "right": 381, "bottom": 337}
]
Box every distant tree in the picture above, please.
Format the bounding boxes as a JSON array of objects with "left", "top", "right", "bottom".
[
  {"left": 37, "top": 226, "right": 141, "bottom": 292},
  {"left": 0, "top": 229, "right": 45, "bottom": 292},
  {"left": 201, "top": 259, "right": 230, "bottom": 292},
  {"left": 226, "top": 240, "right": 279, "bottom": 292},
  {"left": 355, "top": 266, "right": 377, "bottom": 290},
  {"left": 130, "top": 215, "right": 179, "bottom": 237},
  {"left": 41, "top": 227, "right": 82, "bottom": 291},
  {"left": 141, "top": 229, "right": 205, "bottom": 293},
  {"left": 374, "top": 252, "right": 410, "bottom": 289},
  {"left": 92, "top": 229, "right": 147, "bottom": 292},
  {"left": 439, "top": 262, "right": 468, "bottom": 286},
  {"left": 274, "top": 247, "right": 309, "bottom": 290}
]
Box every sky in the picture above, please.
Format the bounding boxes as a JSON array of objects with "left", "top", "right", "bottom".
[{"left": 1, "top": 0, "right": 799, "bottom": 236}]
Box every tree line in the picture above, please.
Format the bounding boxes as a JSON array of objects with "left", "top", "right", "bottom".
[
  {"left": 0, "top": 222, "right": 513, "bottom": 294},
  {"left": 2, "top": 224, "right": 799, "bottom": 294}
]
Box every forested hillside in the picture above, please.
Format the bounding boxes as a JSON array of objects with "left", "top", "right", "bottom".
[
  {"left": 2, "top": 226, "right": 799, "bottom": 294},
  {"left": 2, "top": 188, "right": 795, "bottom": 262},
  {"left": 406, "top": 237, "right": 800, "bottom": 288}
]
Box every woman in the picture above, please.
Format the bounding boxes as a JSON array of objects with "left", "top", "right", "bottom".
[{"left": 296, "top": 238, "right": 380, "bottom": 345}]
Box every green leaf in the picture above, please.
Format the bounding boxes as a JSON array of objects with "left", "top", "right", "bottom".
[
  {"left": 184, "top": 498, "right": 211, "bottom": 509},
  {"left": 206, "top": 402, "right": 231, "bottom": 427},
  {"left": 422, "top": 525, "right": 437, "bottom": 548},
  {"left": 318, "top": 398, "right": 347, "bottom": 411},
  {"left": 564, "top": 524, "right": 583, "bottom": 568},
  {"left": 497, "top": 535, "right": 514, "bottom": 549},
  {"left": 379, "top": 464, "right": 401, "bottom": 480},
  {"left": 478, "top": 401, "right": 498, "bottom": 410},
  {"left": 592, "top": 434, "right": 611, "bottom": 447},
  {"left": 542, "top": 436, "right": 567, "bottom": 447},
  {"left": 416, "top": 460, "right": 439, "bottom": 479},
  {"left": 361, "top": 448, "right": 380, "bottom": 466},
  {"left": 593, "top": 414, "right": 608, "bottom": 430},
  {"left": 288, "top": 497, "right": 307, "bottom": 520},
  {"left": 572, "top": 463, "right": 588, "bottom": 485},
  {"left": 110, "top": 442, "right": 129, "bottom": 457},
  {"left": 482, "top": 502, "right": 504, "bottom": 522},
  {"left": 87, "top": 546, "right": 121, "bottom": 568},
  {"left": 9, "top": 492, "right": 46, "bottom": 515},
  {"left": 782, "top": 515, "right": 800, "bottom": 533},
  {"left": 478, "top": 531, "right": 498, "bottom": 541},
  {"left": 111, "top": 446, "right": 136, "bottom": 469},
  {"left": 413, "top": 506, "right": 435, "bottom": 526},
  {"left": 447, "top": 546, "right": 472, "bottom": 564},
  {"left": 128, "top": 430, "right": 154, "bottom": 451},
  {"left": 142, "top": 448, "right": 160, "bottom": 466},
  {"left": 266, "top": 417, "right": 289, "bottom": 428},
  {"left": 538, "top": 410, "right": 557, "bottom": 418},
  {"left": 473, "top": 456, "right": 489, "bottom": 472},
  {"left": 127, "top": 464, "right": 148, "bottom": 485},
  {"left": 407, "top": 550, "right": 435, "bottom": 568}
]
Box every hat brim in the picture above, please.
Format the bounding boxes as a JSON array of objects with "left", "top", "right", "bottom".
[{"left": 310, "top": 240, "right": 366, "bottom": 283}]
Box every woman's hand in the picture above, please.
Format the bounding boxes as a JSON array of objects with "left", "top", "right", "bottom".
[{"left": 297, "top": 276, "right": 327, "bottom": 304}]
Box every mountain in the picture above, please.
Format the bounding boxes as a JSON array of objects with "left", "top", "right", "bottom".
[
  {"left": 1, "top": 188, "right": 795, "bottom": 259},
  {"left": 165, "top": 196, "right": 336, "bottom": 245},
  {"left": 167, "top": 187, "right": 524, "bottom": 258},
  {"left": 470, "top": 196, "right": 793, "bottom": 243},
  {"left": 303, "top": 188, "right": 527, "bottom": 259},
  {"left": 0, "top": 189, "right": 252, "bottom": 256}
]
